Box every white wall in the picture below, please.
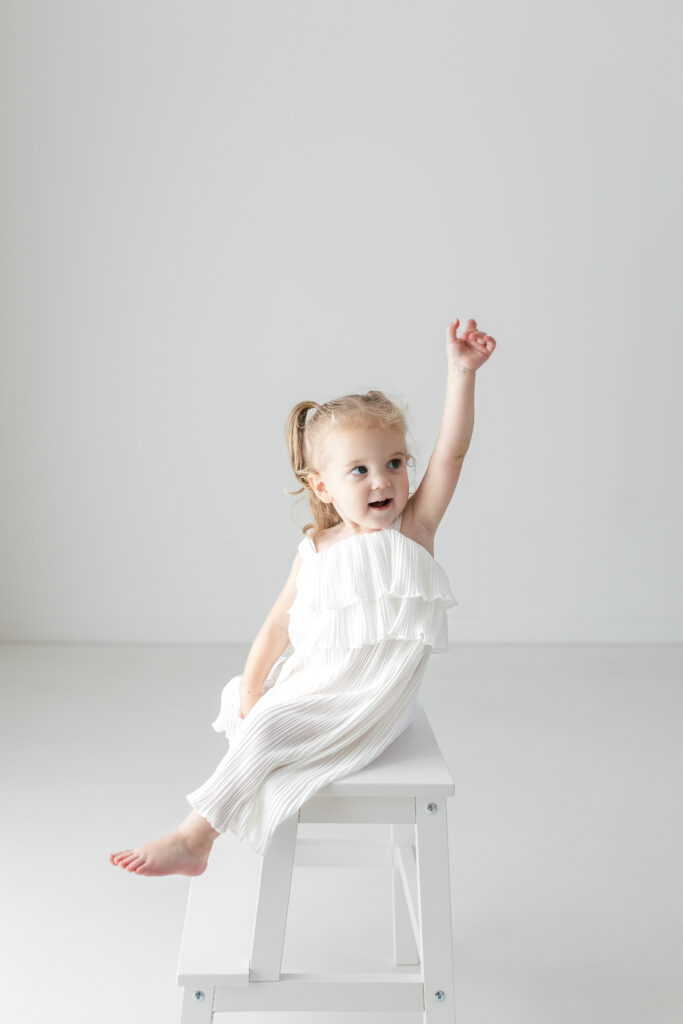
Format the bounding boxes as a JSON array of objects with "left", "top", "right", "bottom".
[{"left": 1, "top": 0, "right": 681, "bottom": 644}]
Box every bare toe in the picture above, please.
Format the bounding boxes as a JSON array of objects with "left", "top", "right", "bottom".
[
  {"left": 110, "top": 849, "right": 131, "bottom": 864},
  {"left": 126, "top": 856, "right": 145, "bottom": 872}
]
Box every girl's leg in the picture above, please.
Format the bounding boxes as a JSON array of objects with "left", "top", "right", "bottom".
[
  {"left": 109, "top": 673, "right": 246, "bottom": 877},
  {"left": 109, "top": 809, "right": 220, "bottom": 877}
]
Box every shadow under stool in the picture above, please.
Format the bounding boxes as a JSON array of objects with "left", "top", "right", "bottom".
[{"left": 178, "top": 700, "right": 456, "bottom": 1022}]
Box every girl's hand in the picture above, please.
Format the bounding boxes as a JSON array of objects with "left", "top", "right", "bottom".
[{"left": 446, "top": 318, "right": 496, "bottom": 372}]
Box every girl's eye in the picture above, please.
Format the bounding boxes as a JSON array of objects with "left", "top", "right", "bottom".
[{"left": 351, "top": 459, "right": 403, "bottom": 475}]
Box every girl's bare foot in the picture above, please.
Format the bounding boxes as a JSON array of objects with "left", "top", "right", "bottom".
[{"left": 109, "top": 811, "right": 220, "bottom": 877}]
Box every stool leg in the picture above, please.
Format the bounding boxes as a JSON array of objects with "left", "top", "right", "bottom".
[
  {"left": 391, "top": 823, "right": 420, "bottom": 965},
  {"left": 180, "top": 986, "right": 214, "bottom": 1023},
  {"left": 415, "top": 798, "right": 456, "bottom": 1023},
  {"left": 249, "top": 809, "right": 299, "bottom": 981}
]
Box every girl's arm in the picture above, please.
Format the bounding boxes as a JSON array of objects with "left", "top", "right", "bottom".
[
  {"left": 238, "top": 551, "right": 302, "bottom": 718},
  {"left": 406, "top": 318, "right": 496, "bottom": 541}
]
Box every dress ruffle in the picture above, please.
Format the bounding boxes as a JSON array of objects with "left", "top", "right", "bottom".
[{"left": 287, "top": 527, "right": 457, "bottom": 652}]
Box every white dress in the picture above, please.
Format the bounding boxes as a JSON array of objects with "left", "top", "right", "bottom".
[{"left": 186, "top": 513, "right": 457, "bottom": 855}]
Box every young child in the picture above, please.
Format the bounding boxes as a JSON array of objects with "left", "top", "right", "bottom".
[{"left": 109, "top": 317, "right": 496, "bottom": 876}]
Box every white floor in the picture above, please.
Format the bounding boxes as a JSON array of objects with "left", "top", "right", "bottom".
[{"left": 1, "top": 643, "right": 681, "bottom": 1024}]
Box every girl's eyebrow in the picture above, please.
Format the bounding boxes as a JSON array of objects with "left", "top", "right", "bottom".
[{"left": 343, "top": 451, "right": 406, "bottom": 467}]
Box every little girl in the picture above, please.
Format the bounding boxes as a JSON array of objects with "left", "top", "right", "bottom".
[{"left": 109, "top": 317, "right": 496, "bottom": 876}]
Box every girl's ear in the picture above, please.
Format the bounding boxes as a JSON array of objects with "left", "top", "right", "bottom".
[{"left": 308, "top": 471, "right": 333, "bottom": 504}]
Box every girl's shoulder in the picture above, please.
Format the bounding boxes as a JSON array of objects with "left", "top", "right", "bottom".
[
  {"left": 296, "top": 523, "right": 351, "bottom": 563},
  {"left": 308, "top": 522, "right": 349, "bottom": 555}
]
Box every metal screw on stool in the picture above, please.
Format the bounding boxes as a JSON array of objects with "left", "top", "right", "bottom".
[
  {"left": 426, "top": 802, "right": 438, "bottom": 814},
  {"left": 434, "top": 990, "right": 446, "bottom": 1002},
  {"left": 193, "top": 991, "right": 205, "bottom": 1002}
]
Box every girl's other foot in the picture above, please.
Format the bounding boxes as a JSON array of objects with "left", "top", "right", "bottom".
[{"left": 109, "top": 812, "right": 220, "bottom": 877}]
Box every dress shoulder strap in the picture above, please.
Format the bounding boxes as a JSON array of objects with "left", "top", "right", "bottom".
[{"left": 297, "top": 535, "right": 316, "bottom": 560}]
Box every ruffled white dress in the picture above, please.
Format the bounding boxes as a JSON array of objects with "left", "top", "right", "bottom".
[{"left": 186, "top": 512, "right": 457, "bottom": 855}]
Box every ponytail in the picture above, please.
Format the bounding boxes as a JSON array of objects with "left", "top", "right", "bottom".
[{"left": 284, "top": 400, "right": 342, "bottom": 538}]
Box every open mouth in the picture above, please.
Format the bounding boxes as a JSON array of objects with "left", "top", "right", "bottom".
[{"left": 368, "top": 498, "right": 392, "bottom": 509}]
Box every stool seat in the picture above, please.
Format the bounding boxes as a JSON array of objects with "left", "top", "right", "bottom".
[{"left": 177, "top": 700, "right": 456, "bottom": 1022}]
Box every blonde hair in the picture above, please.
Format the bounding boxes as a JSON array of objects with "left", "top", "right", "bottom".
[{"left": 285, "top": 390, "right": 413, "bottom": 540}]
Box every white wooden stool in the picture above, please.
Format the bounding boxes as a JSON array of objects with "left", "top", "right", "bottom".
[{"left": 178, "top": 700, "right": 456, "bottom": 1022}]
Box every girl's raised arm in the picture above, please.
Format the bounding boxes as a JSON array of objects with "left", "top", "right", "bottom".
[{"left": 406, "top": 318, "right": 496, "bottom": 540}]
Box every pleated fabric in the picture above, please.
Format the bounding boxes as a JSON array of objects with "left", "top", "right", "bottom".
[{"left": 186, "top": 513, "right": 457, "bottom": 855}]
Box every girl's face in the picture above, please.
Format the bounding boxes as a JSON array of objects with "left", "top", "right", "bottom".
[{"left": 308, "top": 424, "right": 410, "bottom": 531}]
